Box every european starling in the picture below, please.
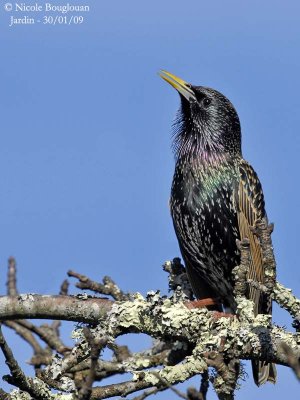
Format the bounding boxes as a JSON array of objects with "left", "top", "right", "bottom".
[{"left": 160, "top": 70, "right": 276, "bottom": 386}]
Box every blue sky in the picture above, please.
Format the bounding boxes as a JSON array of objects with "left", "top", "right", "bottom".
[{"left": 0, "top": 1, "right": 299, "bottom": 398}]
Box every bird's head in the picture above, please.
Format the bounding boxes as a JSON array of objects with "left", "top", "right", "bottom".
[{"left": 160, "top": 70, "right": 242, "bottom": 160}]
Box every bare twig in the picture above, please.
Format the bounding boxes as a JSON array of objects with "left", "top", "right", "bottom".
[
  {"left": 0, "top": 388, "right": 11, "bottom": 400},
  {"left": 68, "top": 270, "right": 130, "bottom": 301},
  {"left": 278, "top": 342, "right": 300, "bottom": 380},
  {"left": 107, "top": 342, "right": 131, "bottom": 362},
  {"left": 60, "top": 279, "right": 69, "bottom": 296},
  {"left": 0, "top": 324, "right": 28, "bottom": 384},
  {"left": 29, "top": 353, "right": 53, "bottom": 368},
  {"left": 199, "top": 371, "right": 210, "bottom": 400},
  {"left": 3, "top": 320, "right": 44, "bottom": 355},
  {"left": 91, "top": 380, "right": 152, "bottom": 399},
  {"left": 131, "top": 387, "right": 165, "bottom": 400},
  {"left": 0, "top": 325, "right": 50, "bottom": 399},
  {"left": 20, "top": 321, "right": 70, "bottom": 354},
  {"left": 6, "top": 257, "right": 18, "bottom": 296},
  {"left": 150, "top": 371, "right": 188, "bottom": 399},
  {"left": 187, "top": 386, "right": 206, "bottom": 400}
]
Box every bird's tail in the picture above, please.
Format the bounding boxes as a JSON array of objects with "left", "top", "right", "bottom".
[{"left": 252, "top": 360, "right": 277, "bottom": 386}]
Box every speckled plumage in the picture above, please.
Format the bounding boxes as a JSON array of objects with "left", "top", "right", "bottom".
[
  {"left": 160, "top": 71, "right": 276, "bottom": 386},
  {"left": 170, "top": 86, "right": 264, "bottom": 311}
]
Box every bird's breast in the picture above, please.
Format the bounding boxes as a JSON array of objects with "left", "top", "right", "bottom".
[{"left": 170, "top": 159, "right": 240, "bottom": 271}]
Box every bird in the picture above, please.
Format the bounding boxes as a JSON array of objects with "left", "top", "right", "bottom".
[{"left": 159, "top": 70, "right": 276, "bottom": 386}]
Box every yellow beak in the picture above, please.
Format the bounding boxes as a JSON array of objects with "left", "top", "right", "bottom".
[{"left": 159, "top": 70, "right": 196, "bottom": 101}]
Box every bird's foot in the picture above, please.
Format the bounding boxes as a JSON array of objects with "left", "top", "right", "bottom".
[
  {"left": 184, "top": 298, "right": 220, "bottom": 309},
  {"left": 212, "top": 311, "right": 235, "bottom": 319}
]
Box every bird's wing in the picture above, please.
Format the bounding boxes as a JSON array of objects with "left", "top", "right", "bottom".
[
  {"left": 237, "top": 159, "right": 277, "bottom": 386},
  {"left": 236, "top": 159, "right": 267, "bottom": 315}
]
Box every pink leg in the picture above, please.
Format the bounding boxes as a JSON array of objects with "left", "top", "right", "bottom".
[{"left": 184, "top": 297, "right": 220, "bottom": 309}]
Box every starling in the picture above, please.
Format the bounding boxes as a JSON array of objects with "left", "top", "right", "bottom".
[{"left": 160, "top": 70, "right": 276, "bottom": 386}]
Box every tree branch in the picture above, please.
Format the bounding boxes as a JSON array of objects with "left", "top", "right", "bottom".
[
  {"left": 0, "top": 226, "right": 299, "bottom": 400},
  {"left": 0, "top": 295, "right": 112, "bottom": 323}
]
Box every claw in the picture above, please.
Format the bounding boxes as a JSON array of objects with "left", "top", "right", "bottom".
[{"left": 212, "top": 311, "right": 235, "bottom": 320}]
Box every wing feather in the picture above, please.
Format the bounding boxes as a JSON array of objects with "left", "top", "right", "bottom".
[
  {"left": 237, "top": 160, "right": 277, "bottom": 385},
  {"left": 237, "top": 160, "right": 266, "bottom": 315}
]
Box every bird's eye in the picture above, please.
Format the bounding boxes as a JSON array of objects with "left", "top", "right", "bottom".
[{"left": 202, "top": 97, "right": 211, "bottom": 107}]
